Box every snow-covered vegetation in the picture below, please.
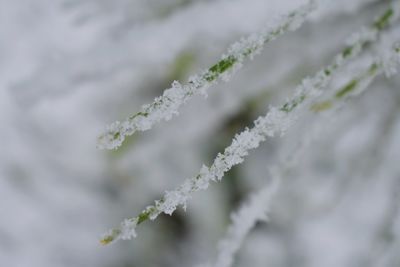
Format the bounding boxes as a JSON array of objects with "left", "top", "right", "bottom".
[{"left": 1, "top": 0, "right": 400, "bottom": 267}]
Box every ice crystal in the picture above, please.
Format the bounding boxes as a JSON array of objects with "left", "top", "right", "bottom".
[
  {"left": 351, "top": 42, "right": 400, "bottom": 96},
  {"left": 211, "top": 180, "right": 278, "bottom": 267},
  {"left": 97, "top": 1, "right": 317, "bottom": 150},
  {"left": 100, "top": 3, "right": 400, "bottom": 245},
  {"left": 120, "top": 218, "right": 138, "bottom": 240}
]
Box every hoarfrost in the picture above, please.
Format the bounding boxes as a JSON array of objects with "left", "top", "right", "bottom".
[
  {"left": 97, "top": 1, "right": 316, "bottom": 149},
  {"left": 100, "top": 2, "right": 400, "bottom": 246}
]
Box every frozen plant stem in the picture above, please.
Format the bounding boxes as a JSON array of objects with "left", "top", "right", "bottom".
[
  {"left": 336, "top": 43, "right": 400, "bottom": 101},
  {"left": 203, "top": 107, "right": 337, "bottom": 267},
  {"left": 206, "top": 41, "right": 400, "bottom": 266},
  {"left": 201, "top": 84, "right": 362, "bottom": 267},
  {"left": 208, "top": 179, "right": 278, "bottom": 267},
  {"left": 312, "top": 48, "right": 400, "bottom": 112},
  {"left": 100, "top": 4, "right": 400, "bottom": 245},
  {"left": 97, "top": 1, "right": 317, "bottom": 149}
]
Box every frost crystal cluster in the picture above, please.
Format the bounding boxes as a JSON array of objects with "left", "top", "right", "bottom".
[
  {"left": 4, "top": 0, "right": 400, "bottom": 267},
  {"left": 206, "top": 180, "right": 278, "bottom": 267},
  {"left": 100, "top": 2, "right": 400, "bottom": 245},
  {"left": 97, "top": 0, "right": 316, "bottom": 149}
]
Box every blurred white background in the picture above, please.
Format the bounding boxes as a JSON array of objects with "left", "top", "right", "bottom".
[{"left": 1, "top": 0, "right": 400, "bottom": 266}]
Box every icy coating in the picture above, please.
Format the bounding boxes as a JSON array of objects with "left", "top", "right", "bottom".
[
  {"left": 210, "top": 180, "right": 278, "bottom": 267},
  {"left": 97, "top": 1, "right": 317, "bottom": 149},
  {"left": 100, "top": 4, "right": 400, "bottom": 244}
]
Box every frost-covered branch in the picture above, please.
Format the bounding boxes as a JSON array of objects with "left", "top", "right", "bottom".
[
  {"left": 201, "top": 178, "right": 279, "bottom": 267},
  {"left": 199, "top": 96, "right": 354, "bottom": 267},
  {"left": 99, "top": 4, "right": 399, "bottom": 245},
  {"left": 206, "top": 40, "right": 400, "bottom": 267},
  {"left": 313, "top": 40, "right": 400, "bottom": 114},
  {"left": 97, "top": 1, "right": 316, "bottom": 149},
  {"left": 337, "top": 42, "right": 400, "bottom": 96}
]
